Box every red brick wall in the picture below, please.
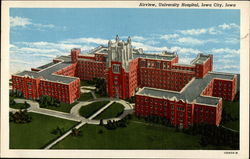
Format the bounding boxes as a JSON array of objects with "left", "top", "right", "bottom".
[
  {"left": 106, "top": 61, "right": 129, "bottom": 99},
  {"left": 68, "top": 78, "right": 80, "bottom": 103},
  {"left": 55, "top": 63, "right": 77, "bottom": 77},
  {"left": 135, "top": 95, "right": 195, "bottom": 128},
  {"left": 193, "top": 103, "right": 218, "bottom": 125},
  {"left": 195, "top": 55, "right": 213, "bottom": 78},
  {"left": 138, "top": 59, "right": 195, "bottom": 91},
  {"left": 135, "top": 94, "right": 223, "bottom": 128},
  {"left": 212, "top": 79, "right": 236, "bottom": 101},
  {"left": 39, "top": 80, "right": 70, "bottom": 103},
  {"left": 202, "top": 80, "right": 214, "bottom": 96},
  {"left": 128, "top": 59, "right": 139, "bottom": 97},
  {"left": 12, "top": 75, "right": 40, "bottom": 100},
  {"left": 71, "top": 49, "right": 80, "bottom": 63},
  {"left": 77, "top": 60, "right": 106, "bottom": 80}
]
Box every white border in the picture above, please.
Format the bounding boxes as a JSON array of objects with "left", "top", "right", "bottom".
[{"left": 1, "top": 1, "right": 249, "bottom": 158}]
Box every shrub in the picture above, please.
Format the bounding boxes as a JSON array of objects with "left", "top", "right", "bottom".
[{"left": 9, "top": 109, "right": 32, "bottom": 124}]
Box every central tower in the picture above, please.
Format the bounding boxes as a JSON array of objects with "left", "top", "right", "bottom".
[
  {"left": 107, "top": 35, "right": 133, "bottom": 71},
  {"left": 106, "top": 35, "right": 136, "bottom": 99}
]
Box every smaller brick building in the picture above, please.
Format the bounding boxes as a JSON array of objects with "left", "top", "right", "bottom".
[
  {"left": 135, "top": 72, "right": 237, "bottom": 128},
  {"left": 12, "top": 56, "right": 80, "bottom": 104}
]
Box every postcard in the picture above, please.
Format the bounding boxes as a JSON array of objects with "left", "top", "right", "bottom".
[{"left": 1, "top": 1, "right": 249, "bottom": 158}]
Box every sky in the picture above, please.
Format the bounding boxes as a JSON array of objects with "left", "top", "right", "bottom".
[{"left": 9, "top": 8, "right": 240, "bottom": 75}]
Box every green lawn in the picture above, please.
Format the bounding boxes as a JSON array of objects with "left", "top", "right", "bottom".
[
  {"left": 95, "top": 92, "right": 108, "bottom": 98},
  {"left": 42, "top": 102, "right": 79, "bottom": 113},
  {"left": 10, "top": 103, "right": 30, "bottom": 109},
  {"left": 52, "top": 120, "right": 232, "bottom": 150},
  {"left": 223, "top": 121, "right": 239, "bottom": 131},
  {"left": 78, "top": 93, "right": 93, "bottom": 101},
  {"left": 52, "top": 123, "right": 199, "bottom": 149},
  {"left": 222, "top": 99, "right": 239, "bottom": 131},
  {"left": 223, "top": 100, "right": 239, "bottom": 119},
  {"left": 10, "top": 112, "right": 77, "bottom": 149},
  {"left": 80, "top": 80, "right": 95, "bottom": 87},
  {"left": 94, "top": 102, "right": 124, "bottom": 119},
  {"left": 79, "top": 101, "right": 109, "bottom": 118}
]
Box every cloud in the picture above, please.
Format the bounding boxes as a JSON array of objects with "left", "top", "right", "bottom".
[
  {"left": 224, "top": 38, "right": 239, "bottom": 44},
  {"left": 218, "top": 23, "right": 239, "bottom": 30},
  {"left": 210, "top": 48, "right": 240, "bottom": 54},
  {"left": 178, "top": 23, "right": 239, "bottom": 36},
  {"left": 10, "top": 16, "right": 61, "bottom": 31},
  {"left": 178, "top": 57, "right": 194, "bottom": 64},
  {"left": 179, "top": 29, "right": 207, "bottom": 35},
  {"left": 176, "top": 37, "right": 204, "bottom": 45},
  {"left": 61, "top": 37, "right": 108, "bottom": 45},
  {"left": 160, "top": 34, "right": 179, "bottom": 40},
  {"left": 132, "top": 41, "right": 168, "bottom": 52},
  {"left": 10, "top": 16, "right": 31, "bottom": 27},
  {"left": 131, "top": 36, "right": 146, "bottom": 41},
  {"left": 168, "top": 46, "right": 201, "bottom": 54},
  {"left": 10, "top": 59, "right": 32, "bottom": 65},
  {"left": 207, "top": 27, "right": 221, "bottom": 35}
]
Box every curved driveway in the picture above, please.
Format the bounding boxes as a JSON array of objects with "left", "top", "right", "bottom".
[
  {"left": 11, "top": 96, "right": 134, "bottom": 149},
  {"left": 11, "top": 97, "right": 133, "bottom": 124}
]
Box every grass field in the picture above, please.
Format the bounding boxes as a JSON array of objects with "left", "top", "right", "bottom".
[
  {"left": 94, "top": 102, "right": 124, "bottom": 119},
  {"left": 95, "top": 92, "right": 108, "bottom": 98},
  {"left": 10, "top": 103, "right": 30, "bottom": 109},
  {"left": 52, "top": 120, "right": 232, "bottom": 150},
  {"left": 78, "top": 93, "right": 93, "bottom": 101},
  {"left": 223, "top": 100, "right": 239, "bottom": 119},
  {"left": 80, "top": 80, "right": 95, "bottom": 87},
  {"left": 222, "top": 99, "right": 239, "bottom": 131},
  {"left": 42, "top": 102, "right": 79, "bottom": 113},
  {"left": 223, "top": 121, "right": 239, "bottom": 131},
  {"left": 79, "top": 101, "right": 109, "bottom": 118},
  {"left": 10, "top": 113, "right": 77, "bottom": 149}
]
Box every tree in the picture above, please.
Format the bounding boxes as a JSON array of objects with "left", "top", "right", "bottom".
[
  {"left": 9, "top": 109, "right": 32, "bottom": 124},
  {"left": 23, "top": 101, "right": 30, "bottom": 109},
  {"left": 9, "top": 98, "right": 16, "bottom": 106},
  {"left": 71, "top": 128, "right": 82, "bottom": 137},
  {"left": 94, "top": 78, "right": 107, "bottom": 97}
]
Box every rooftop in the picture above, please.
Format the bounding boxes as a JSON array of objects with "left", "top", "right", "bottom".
[
  {"left": 15, "top": 55, "right": 78, "bottom": 84},
  {"left": 133, "top": 52, "right": 177, "bottom": 61},
  {"left": 37, "top": 62, "right": 56, "bottom": 70},
  {"left": 136, "top": 71, "right": 236, "bottom": 106},
  {"left": 191, "top": 54, "right": 210, "bottom": 65}
]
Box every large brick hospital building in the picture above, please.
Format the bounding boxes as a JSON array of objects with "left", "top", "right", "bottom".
[{"left": 12, "top": 35, "right": 238, "bottom": 128}]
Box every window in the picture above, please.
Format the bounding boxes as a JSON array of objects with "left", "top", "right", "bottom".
[{"left": 112, "top": 64, "right": 120, "bottom": 73}]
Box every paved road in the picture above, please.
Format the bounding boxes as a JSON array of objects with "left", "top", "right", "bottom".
[
  {"left": 44, "top": 121, "right": 87, "bottom": 149},
  {"left": 44, "top": 101, "right": 115, "bottom": 149},
  {"left": 12, "top": 99, "right": 84, "bottom": 122},
  {"left": 91, "top": 91, "right": 97, "bottom": 99}
]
